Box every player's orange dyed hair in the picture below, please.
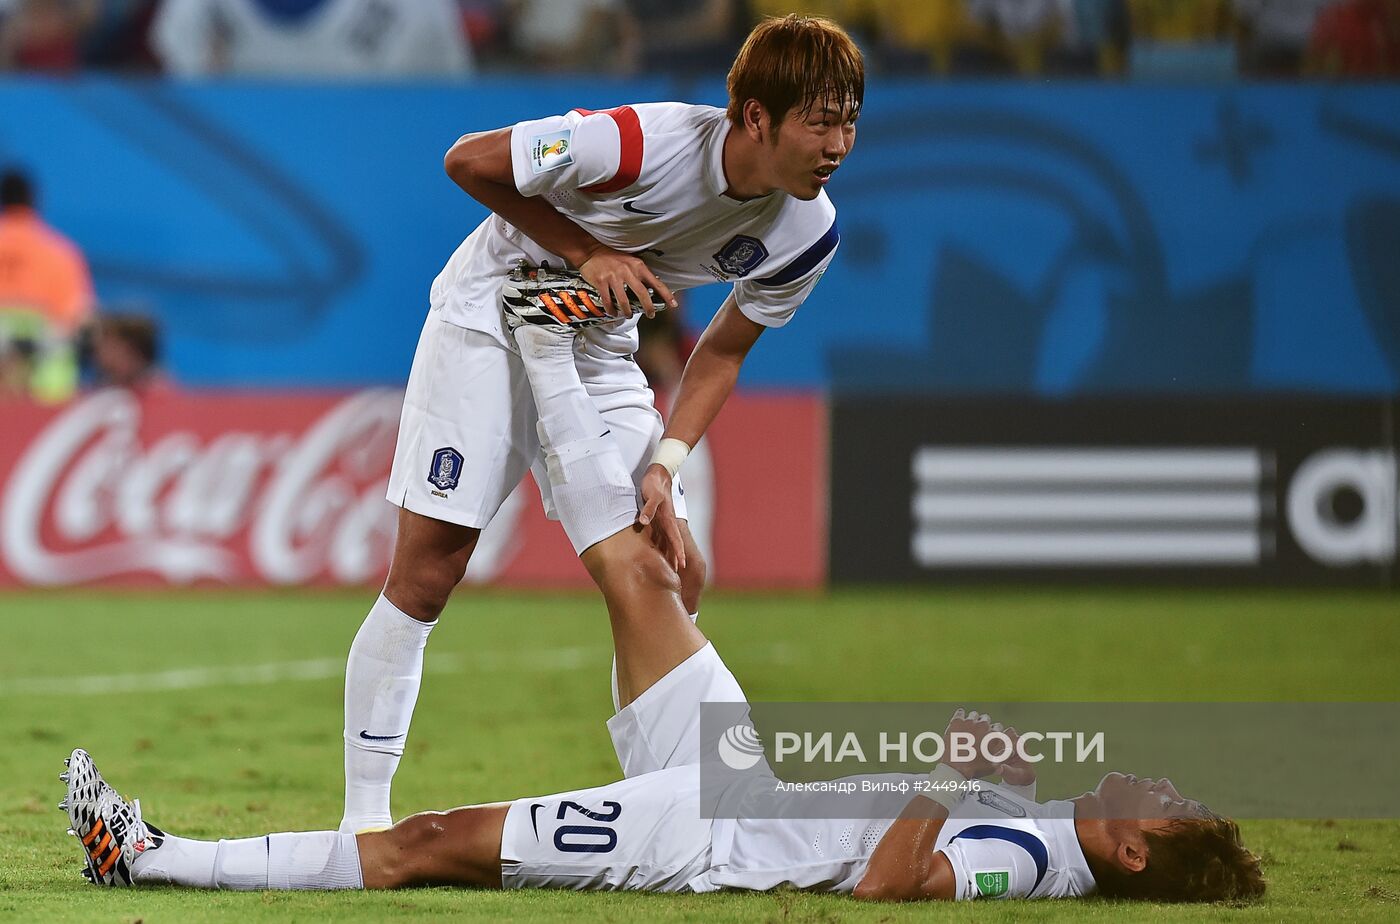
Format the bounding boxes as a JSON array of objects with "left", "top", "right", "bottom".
[
  {"left": 1098, "top": 811, "right": 1266, "bottom": 903},
  {"left": 726, "top": 14, "right": 864, "bottom": 127}
]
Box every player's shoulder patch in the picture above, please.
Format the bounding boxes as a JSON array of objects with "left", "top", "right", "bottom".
[
  {"left": 713, "top": 235, "right": 769, "bottom": 278},
  {"left": 973, "top": 869, "right": 1012, "bottom": 898},
  {"left": 530, "top": 130, "right": 574, "bottom": 174},
  {"left": 976, "top": 790, "right": 1028, "bottom": 817}
]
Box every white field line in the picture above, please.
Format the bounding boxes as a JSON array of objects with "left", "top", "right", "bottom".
[
  {"left": 0, "top": 642, "right": 798, "bottom": 698},
  {"left": 0, "top": 646, "right": 604, "bottom": 697}
]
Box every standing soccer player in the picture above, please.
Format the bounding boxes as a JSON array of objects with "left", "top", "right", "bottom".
[{"left": 339, "top": 15, "right": 862, "bottom": 833}]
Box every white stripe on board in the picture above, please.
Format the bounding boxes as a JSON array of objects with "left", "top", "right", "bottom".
[
  {"left": 913, "top": 448, "right": 1262, "bottom": 484},
  {"left": 913, "top": 491, "right": 1262, "bottom": 523},
  {"left": 913, "top": 530, "right": 1262, "bottom": 566}
]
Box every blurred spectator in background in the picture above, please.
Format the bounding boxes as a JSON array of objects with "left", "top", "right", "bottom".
[
  {"left": 1126, "top": 0, "right": 1238, "bottom": 78},
  {"left": 1308, "top": 0, "right": 1400, "bottom": 76},
  {"left": 81, "top": 0, "right": 159, "bottom": 70},
  {"left": 0, "top": 0, "right": 95, "bottom": 73},
  {"left": 0, "top": 168, "right": 93, "bottom": 403},
  {"left": 625, "top": 0, "right": 747, "bottom": 74},
  {"left": 1045, "top": 0, "right": 1128, "bottom": 75},
  {"left": 150, "top": 0, "right": 473, "bottom": 78},
  {"left": 1233, "top": 0, "right": 1331, "bottom": 75},
  {"left": 968, "top": 0, "right": 1062, "bottom": 74},
  {"left": 458, "top": 0, "right": 509, "bottom": 68},
  {"left": 86, "top": 311, "right": 168, "bottom": 393},
  {"left": 503, "top": 0, "right": 636, "bottom": 74},
  {"left": 870, "top": 0, "right": 1006, "bottom": 74}
]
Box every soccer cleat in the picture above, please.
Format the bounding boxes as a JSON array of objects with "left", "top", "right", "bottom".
[
  {"left": 60, "top": 748, "right": 164, "bottom": 887},
  {"left": 502, "top": 261, "right": 600, "bottom": 333},
  {"left": 500, "top": 259, "right": 665, "bottom": 333}
]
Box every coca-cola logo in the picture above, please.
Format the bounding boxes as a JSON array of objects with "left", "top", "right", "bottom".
[{"left": 1, "top": 389, "right": 403, "bottom": 585}]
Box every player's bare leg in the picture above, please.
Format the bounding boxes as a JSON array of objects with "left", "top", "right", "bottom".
[
  {"left": 341, "top": 510, "right": 480, "bottom": 833},
  {"left": 608, "top": 518, "right": 706, "bottom": 709},
  {"left": 581, "top": 526, "right": 707, "bottom": 709},
  {"left": 358, "top": 804, "right": 509, "bottom": 890},
  {"left": 382, "top": 509, "right": 480, "bottom": 620}
]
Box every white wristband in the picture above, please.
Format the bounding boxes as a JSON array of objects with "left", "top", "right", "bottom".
[
  {"left": 925, "top": 763, "right": 971, "bottom": 814},
  {"left": 650, "top": 438, "right": 691, "bottom": 477}
]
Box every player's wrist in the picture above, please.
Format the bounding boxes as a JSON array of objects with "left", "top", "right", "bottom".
[
  {"left": 925, "top": 762, "right": 971, "bottom": 814},
  {"left": 575, "top": 239, "right": 610, "bottom": 270},
  {"left": 650, "top": 438, "right": 691, "bottom": 478}
]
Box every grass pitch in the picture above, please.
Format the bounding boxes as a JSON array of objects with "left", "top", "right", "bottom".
[{"left": 1, "top": 587, "right": 1398, "bottom": 922}]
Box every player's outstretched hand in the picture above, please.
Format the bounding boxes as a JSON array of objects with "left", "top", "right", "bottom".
[
  {"left": 996, "top": 727, "right": 1037, "bottom": 788},
  {"left": 580, "top": 248, "right": 678, "bottom": 319},
  {"left": 942, "top": 708, "right": 1004, "bottom": 780},
  {"left": 638, "top": 462, "right": 685, "bottom": 571}
]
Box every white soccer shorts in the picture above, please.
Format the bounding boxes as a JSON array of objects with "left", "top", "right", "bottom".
[
  {"left": 604, "top": 642, "right": 747, "bottom": 779},
  {"left": 386, "top": 311, "right": 687, "bottom": 548},
  {"left": 498, "top": 643, "right": 745, "bottom": 892},
  {"left": 499, "top": 644, "right": 904, "bottom": 895}
]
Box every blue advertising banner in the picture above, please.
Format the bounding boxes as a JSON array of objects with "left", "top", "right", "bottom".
[{"left": 2, "top": 78, "right": 1397, "bottom": 393}]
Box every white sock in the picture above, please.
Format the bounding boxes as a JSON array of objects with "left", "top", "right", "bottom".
[
  {"left": 130, "top": 833, "right": 219, "bottom": 887},
  {"left": 513, "top": 325, "right": 640, "bottom": 553},
  {"left": 341, "top": 594, "right": 435, "bottom": 833},
  {"left": 542, "top": 436, "right": 641, "bottom": 553},
  {"left": 132, "top": 831, "right": 363, "bottom": 891},
  {"left": 513, "top": 324, "right": 603, "bottom": 450},
  {"left": 611, "top": 610, "right": 700, "bottom": 712}
]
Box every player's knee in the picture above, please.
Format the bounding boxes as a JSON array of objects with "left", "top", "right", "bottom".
[
  {"left": 679, "top": 550, "right": 707, "bottom": 615},
  {"left": 587, "top": 535, "right": 682, "bottom": 599},
  {"left": 384, "top": 556, "right": 467, "bottom": 620},
  {"left": 378, "top": 810, "right": 477, "bottom": 887},
  {"left": 625, "top": 547, "right": 683, "bottom": 599},
  {"left": 371, "top": 813, "right": 447, "bottom": 887}
]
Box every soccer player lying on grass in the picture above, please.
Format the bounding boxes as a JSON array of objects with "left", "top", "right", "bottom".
[
  {"left": 58, "top": 319, "right": 1265, "bottom": 903},
  {"left": 59, "top": 706, "right": 1263, "bottom": 902}
]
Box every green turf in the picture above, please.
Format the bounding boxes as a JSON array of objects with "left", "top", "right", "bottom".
[{"left": 1, "top": 588, "right": 1398, "bottom": 922}]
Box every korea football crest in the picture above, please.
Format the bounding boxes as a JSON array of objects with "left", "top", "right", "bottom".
[
  {"left": 712, "top": 235, "right": 768, "bottom": 278},
  {"left": 428, "top": 447, "right": 464, "bottom": 491}
]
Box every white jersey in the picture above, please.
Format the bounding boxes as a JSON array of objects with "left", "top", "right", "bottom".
[
  {"left": 499, "top": 647, "right": 1096, "bottom": 901},
  {"left": 431, "top": 102, "right": 840, "bottom": 357},
  {"left": 933, "top": 786, "right": 1097, "bottom": 900},
  {"left": 703, "top": 779, "right": 1096, "bottom": 900}
]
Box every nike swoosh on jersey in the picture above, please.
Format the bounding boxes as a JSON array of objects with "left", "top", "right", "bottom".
[
  {"left": 530, "top": 803, "right": 545, "bottom": 839},
  {"left": 622, "top": 200, "right": 664, "bottom": 216},
  {"left": 358, "top": 730, "right": 405, "bottom": 741}
]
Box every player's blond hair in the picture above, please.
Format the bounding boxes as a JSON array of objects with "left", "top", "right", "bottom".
[{"left": 726, "top": 14, "right": 864, "bottom": 128}]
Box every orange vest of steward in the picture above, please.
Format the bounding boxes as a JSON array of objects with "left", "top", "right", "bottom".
[{"left": 0, "top": 206, "right": 94, "bottom": 335}]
